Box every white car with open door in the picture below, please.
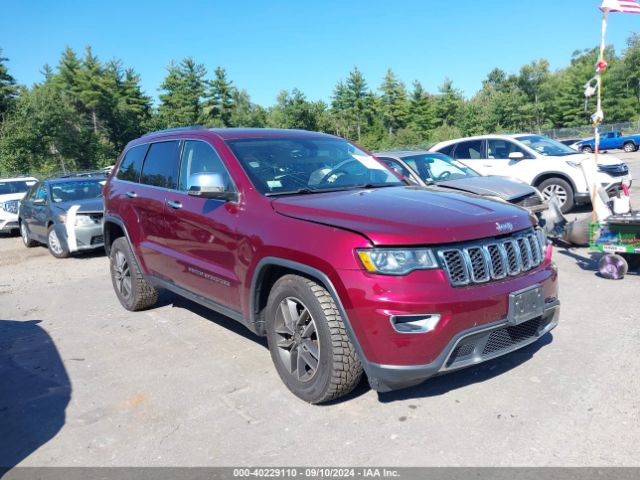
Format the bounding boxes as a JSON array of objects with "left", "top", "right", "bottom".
[{"left": 430, "top": 134, "right": 632, "bottom": 213}]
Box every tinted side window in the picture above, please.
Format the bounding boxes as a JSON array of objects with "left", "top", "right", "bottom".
[
  {"left": 437, "top": 144, "right": 455, "bottom": 156},
  {"left": 116, "top": 144, "right": 148, "bottom": 182},
  {"left": 179, "top": 140, "right": 234, "bottom": 191},
  {"left": 487, "top": 139, "right": 530, "bottom": 160},
  {"left": 35, "top": 184, "right": 49, "bottom": 202},
  {"left": 23, "top": 183, "right": 40, "bottom": 201},
  {"left": 453, "top": 140, "right": 483, "bottom": 160},
  {"left": 140, "top": 141, "right": 181, "bottom": 189}
]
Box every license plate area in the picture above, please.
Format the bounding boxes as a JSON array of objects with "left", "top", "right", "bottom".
[{"left": 508, "top": 285, "right": 544, "bottom": 325}]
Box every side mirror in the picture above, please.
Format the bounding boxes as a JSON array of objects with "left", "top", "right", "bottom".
[
  {"left": 508, "top": 152, "right": 525, "bottom": 161},
  {"left": 187, "top": 172, "right": 237, "bottom": 201}
]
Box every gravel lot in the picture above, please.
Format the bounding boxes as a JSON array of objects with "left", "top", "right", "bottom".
[{"left": 1, "top": 153, "right": 639, "bottom": 468}]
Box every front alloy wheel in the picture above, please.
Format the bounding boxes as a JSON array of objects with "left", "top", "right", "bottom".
[
  {"left": 274, "top": 297, "right": 320, "bottom": 383},
  {"left": 538, "top": 177, "right": 575, "bottom": 213},
  {"left": 47, "top": 225, "right": 69, "bottom": 258},
  {"left": 265, "top": 275, "right": 363, "bottom": 403}
]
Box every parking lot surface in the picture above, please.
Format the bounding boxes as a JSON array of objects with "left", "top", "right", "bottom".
[{"left": 1, "top": 153, "right": 639, "bottom": 467}]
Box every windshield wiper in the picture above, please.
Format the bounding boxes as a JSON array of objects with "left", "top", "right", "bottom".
[
  {"left": 353, "top": 183, "right": 402, "bottom": 190},
  {"left": 266, "top": 186, "right": 356, "bottom": 197}
]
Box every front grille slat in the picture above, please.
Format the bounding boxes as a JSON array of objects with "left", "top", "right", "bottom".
[
  {"left": 438, "top": 229, "right": 545, "bottom": 287},
  {"left": 482, "top": 318, "right": 542, "bottom": 355}
]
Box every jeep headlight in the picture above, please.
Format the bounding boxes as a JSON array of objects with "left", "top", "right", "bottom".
[{"left": 357, "top": 248, "right": 438, "bottom": 275}]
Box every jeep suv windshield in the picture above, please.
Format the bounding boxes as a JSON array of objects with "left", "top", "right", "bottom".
[
  {"left": 515, "top": 135, "right": 579, "bottom": 156},
  {"left": 226, "top": 137, "right": 402, "bottom": 195}
]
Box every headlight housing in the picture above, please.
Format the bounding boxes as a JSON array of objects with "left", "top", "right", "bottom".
[
  {"left": 75, "top": 214, "right": 94, "bottom": 226},
  {"left": 357, "top": 248, "right": 438, "bottom": 275},
  {"left": 1, "top": 200, "right": 19, "bottom": 214}
]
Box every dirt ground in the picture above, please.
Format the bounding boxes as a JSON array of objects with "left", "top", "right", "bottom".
[{"left": 1, "top": 153, "right": 639, "bottom": 468}]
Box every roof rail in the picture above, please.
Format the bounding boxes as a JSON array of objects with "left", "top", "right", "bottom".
[{"left": 142, "top": 125, "right": 207, "bottom": 137}]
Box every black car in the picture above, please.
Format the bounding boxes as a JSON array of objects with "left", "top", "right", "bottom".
[
  {"left": 375, "top": 150, "right": 547, "bottom": 214},
  {"left": 18, "top": 177, "right": 105, "bottom": 258}
]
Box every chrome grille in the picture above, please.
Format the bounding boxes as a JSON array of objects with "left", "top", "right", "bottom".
[{"left": 438, "top": 229, "right": 546, "bottom": 287}]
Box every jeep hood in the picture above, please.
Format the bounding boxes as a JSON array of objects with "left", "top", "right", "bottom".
[
  {"left": 435, "top": 176, "right": 537, "bottom": 201},
  {"left": 271, "top": 186, "right": 533, "bottom": 246}
]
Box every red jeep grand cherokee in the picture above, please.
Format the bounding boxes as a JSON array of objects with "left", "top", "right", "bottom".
[{"left": 103, "top": 127, "right": 559, "bottom": 403}]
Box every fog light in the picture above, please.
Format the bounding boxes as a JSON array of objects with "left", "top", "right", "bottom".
[{"left": 390, "top": 314, "right": 441, "bottom": 334}]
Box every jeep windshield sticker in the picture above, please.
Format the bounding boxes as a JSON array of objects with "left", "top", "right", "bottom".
[{"left": 351, "top": 154, "right": 387, "bottom": 171}]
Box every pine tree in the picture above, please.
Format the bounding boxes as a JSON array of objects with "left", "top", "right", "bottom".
[
  {"left": 158, "top": 57, "right": 207, "bottom": 127},
  {"left": 203, "top": 67, "right": 235, "bottom": 127},
  {"left": 408, "top": 81, "right": 436, "bottom": 139},
  {"left": 0, "top": 49, "right": 19, "bottom": 121},
  {"left": 379, "top": 68, "right": 408, "bottom": 135}
]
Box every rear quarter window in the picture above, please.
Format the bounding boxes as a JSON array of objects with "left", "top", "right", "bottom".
[{"left": 116, "top": 144, "right": 148, "bottom": 182}]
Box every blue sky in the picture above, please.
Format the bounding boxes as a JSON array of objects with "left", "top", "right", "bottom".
[{"left": 3, "top": 0, "right": 640, "bottom": 106}]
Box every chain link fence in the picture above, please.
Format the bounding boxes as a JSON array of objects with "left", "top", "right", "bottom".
[{"left": 541, "top": 121, "right": 640, "bottom": 140}]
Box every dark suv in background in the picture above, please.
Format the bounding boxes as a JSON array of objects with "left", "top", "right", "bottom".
[{"left": 103, "top": 127, "right": 560, "bottom": 403}]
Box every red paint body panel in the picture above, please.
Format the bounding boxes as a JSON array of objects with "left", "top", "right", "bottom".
[{"left": 104, "top": 128, "right": 559, "bottom": 375}]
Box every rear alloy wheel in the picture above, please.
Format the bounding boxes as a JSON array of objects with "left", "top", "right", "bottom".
[
  {"left": 47, "top": 225, "right": 69, "bottom": 258},
  {"left": 109, "top": 237, "right": 158, "bottom": 311},
  {"left": 265, "top": 275, "right": 363, "bottom": 404},
  {"left": 581, "top": 145, "right": 594, "bottom": 154},
  {"left": 538, "top": 178, "right": 575, "bottom": 214},
  {"left": 623, "top": 142, "right": 637, "bottom": 153},
  {"left": 20, "top": 221, "right": 37, "bottom": 248}
]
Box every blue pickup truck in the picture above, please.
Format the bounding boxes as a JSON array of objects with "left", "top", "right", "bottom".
[{"left": 578, "top": 131, "right": 640, "bottom": 153}]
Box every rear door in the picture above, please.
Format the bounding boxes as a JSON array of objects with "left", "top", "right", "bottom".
[
  {"left": 450, "top": 140, "right": 488, "bottom": 174},
  {"left": 163, "top": 139, "right": 241, "bottom": 310},
  {"left": 135, "top": 140, "right": 182, "bottom": 278}
]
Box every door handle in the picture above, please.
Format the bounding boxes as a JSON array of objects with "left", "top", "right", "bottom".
[
  {"left": 126, "top": 191, "right": 137, "bottom": 198},
  {"left": 167, "top": 200, "right": 183, "bottom": 209}
]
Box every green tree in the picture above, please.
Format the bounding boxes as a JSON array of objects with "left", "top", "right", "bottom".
[
  {"left": 203, "top": 67, "right": 235, "bottom": 127},
  {"left": 434, "top": 79, "right": 464, "bottom": 128},
  {"left": 158, "top": 57, "right": 207, "bottom": 127},
  {"left": 331, "top": 67, "right": 373, "bottom": 141},
  {"left": 407, "top": 81, "right": 436, "bottom": 139},
  {"left": 268, "top": 89, "right": 329, "bottom": 131},
  {"left": 0, "top": 48, "right": 18, "bottom": 121},
  {"left": 229, "top": 89, "right": 267, "bottom": 127},
  {"left": 379, "top": 68, "right": 408, "bottom": 135}
]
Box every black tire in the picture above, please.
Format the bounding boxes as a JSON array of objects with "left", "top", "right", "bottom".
[
  {"left": 538, "top": 177, "right": 575, "bottom": 214},
  {"left": 19, "top": 221, "right": 37, "bottom": 248},
  {"left": 47, "top": 224, "right": 70, "bottom": 258},
  {"left": 265, "top": 274, "right": 363, "bottom": 404},
  {"left": 623, "top": 142, "right": 637, "bottom": 153},
  {"left": 109, "top": 237, "right": 158, "bottom": 311},
  {"left": 581, "top": 145, "right": 593, "bottom": 154}
]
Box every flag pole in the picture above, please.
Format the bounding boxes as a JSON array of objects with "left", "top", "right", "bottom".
[{"left": 592, "top": 7, "right": 609, "bottom": 222}]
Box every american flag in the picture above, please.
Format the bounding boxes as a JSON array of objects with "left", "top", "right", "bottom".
[{"left": 601, "top": 0, "right": 640, "bottom": 13}]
